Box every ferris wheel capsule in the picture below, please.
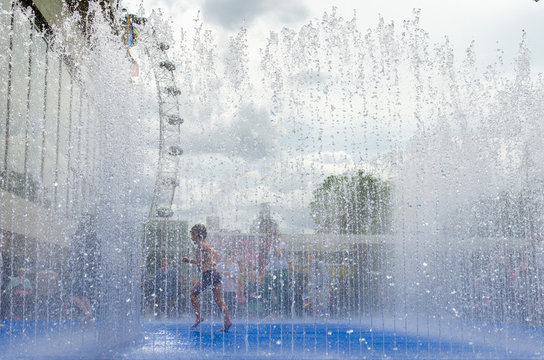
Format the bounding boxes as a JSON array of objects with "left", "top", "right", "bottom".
[
  {"left": 168, "top": 145, "right": 183, "bottom": 156},
  {"left": 156, "top": 208, "right": 174, "bottom": 218},
  {"left": 159, "top": 60, "right": 176, "bottom": 71}
]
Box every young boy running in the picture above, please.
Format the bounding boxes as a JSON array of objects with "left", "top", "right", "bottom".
[{"left": 182, "top": 224, "right": 232, "bottom": 332}]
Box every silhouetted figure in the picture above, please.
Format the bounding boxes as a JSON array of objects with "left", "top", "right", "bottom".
[
  {"left": 35, "top": 268, "right": 61, "bottom": 320},
  {"left": 239, "top": 262, "right": 263, "bottom": 318},
  {"left": 153, "top": 257, "right": 178, "bottom": 318},
  {"left": 0, "top": 232, "right": 10, "bottom": 320},
  {"left": 293, "top": 270, "right": 305, "bottom": 318},
  {"left": 263, "top": 230, "right": 291, "bottom": 317},
  {"left": 307, "top": 252, "right": 330, "bottom": 317},
  {"left": 70, "top": 214, "right": 100, "bottom": 327},
  {"left": 0, "top": 234, "right": 4, "bottom": 321},
  {"left": 8, "top": 268, "right": 32, "bottom": 320},
  {"left": 217, "top": 255, "right": 239, "bottom": 318}
]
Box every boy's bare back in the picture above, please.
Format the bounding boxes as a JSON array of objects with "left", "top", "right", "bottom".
[{"left": 195, "top": 242, "right": 217, "bottom": 272}]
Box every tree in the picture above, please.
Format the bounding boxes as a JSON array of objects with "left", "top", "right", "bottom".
[
  {"left": 143, "top": 220, "right": 190, "bottom": 272},
  {"left": 310, "top": 170, "right": 392, "bottom": 234}
]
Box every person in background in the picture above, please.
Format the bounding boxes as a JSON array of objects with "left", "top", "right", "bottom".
[
  {"left": 0, "top": 235, "right": 4, "bottom": 324},
  {"left": 71, "top": 269, "right": 94, "bottom": 327},
  {"left": 70, "top": 213, "right": 99, "bottom": 327},
  {"left": 8, "top": 268, "right": 32, "bottom": 320},
  {"left": 263, "top": 229, "right": 291, "bottom": 317},
  {"left": 0, "top": 232, "right": 9, "bottom": 322},
  {"left": 307, "top": 252, "right": 330, "bottom": 317},
  {"left": 293, "top": 268, "right": 306, "bottom": 318},
  {"left": 217, "top": 254, "right": 239, "bottom": 319},
  {"left": 0, "top": 235, "right": 3, "bottom": 288},
  {"left": 154, "top": 257, "right": 178, "bottom": 318},
  {"left": 238, "top": 261, "right": 263, "bottom": 318},
  {"left": 182, "top": 224, "right": 232, "bottom": 332},
  {"left": 35, "top": 268, "right": 61, "bottom": 320}
]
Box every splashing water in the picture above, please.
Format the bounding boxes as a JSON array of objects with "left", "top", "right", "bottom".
[{"left": 1, "top": 2, "right": 544, "bottom": 359}]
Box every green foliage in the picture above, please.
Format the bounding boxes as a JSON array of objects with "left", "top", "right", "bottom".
[
  {"left": 143, "top": 221, "right": 190, "bottom": 270},
  {"left": 310, "top": 170, "right": 392, "bottom": 234}
]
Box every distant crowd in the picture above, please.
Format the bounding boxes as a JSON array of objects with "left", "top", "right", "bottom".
[
  {"left": 0, "top": 215, "right": 98, "bottom": 326},
  {"left": 452, "top": 235, "right": 544, "bottom": 324},
  {"left": 143, "top": 225, "right": 332, "bottom": 326},
  {"left": 3, "top": 224, "right": 544, "bottom": 328},
  {"left": 0, "top": 266, "right": 93, "bottom": 324}
]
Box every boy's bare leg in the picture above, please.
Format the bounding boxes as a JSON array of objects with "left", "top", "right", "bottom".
[
  {"left": 213, "top": 285, "right": 232, "bottom": 332},
  {"left": 190, "top": 282, "right": 204, "bottom": 327},
  {"left": 73, "top": 296, "right": 94, "bottom": 328}
]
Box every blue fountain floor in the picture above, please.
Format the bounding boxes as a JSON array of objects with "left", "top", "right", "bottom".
[
  {"left": 118, "top": 320, "right": 544, "bottom": 360},
  {"left": 2, "top": 319, "right": 544, "bottom": 359}
]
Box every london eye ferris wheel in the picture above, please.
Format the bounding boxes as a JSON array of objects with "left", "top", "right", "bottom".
[{"left": 122, "top": 12, "right": 184, "bottom": 220}]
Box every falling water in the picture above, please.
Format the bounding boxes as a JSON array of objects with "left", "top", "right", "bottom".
[
  {"left": 1, "top": 2, "right": 544, "bottom": 359},
  {"left": 152, "top": 7, "right": 544, "bottom": 358},
  {"left": 0, "top": 1, "right": 145, "bottom": 358}
]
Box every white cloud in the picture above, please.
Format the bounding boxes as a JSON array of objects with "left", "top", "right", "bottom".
[
  {"left": 120, "top": 0, "right": 544, "bottom": 234},
  {"left": 183, "top": 102, "right": 279, "bottom": 161},
  {"left": 200, "top": 0, "right": 309, "bottom": 30}
]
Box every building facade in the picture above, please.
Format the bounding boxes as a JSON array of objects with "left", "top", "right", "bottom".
[{"left": 0, "top": 0, "right": 113, "bottom": 320}]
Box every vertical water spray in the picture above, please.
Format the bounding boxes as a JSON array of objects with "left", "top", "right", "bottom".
[
  {"left": 0, "top": 1, "right": 147, "bottom": 356},
  {"left": 2, "top": 1, "right": 544, "bottom": 358}
]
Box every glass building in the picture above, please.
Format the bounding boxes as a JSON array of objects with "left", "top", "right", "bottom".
[{"left": 0, "top": 0, "right": 113, "bottom": 321}]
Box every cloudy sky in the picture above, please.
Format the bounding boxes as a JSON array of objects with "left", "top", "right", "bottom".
[
  {"left": 121, "top": 0, "right": 544, "bottom": 234},
  {"left": 122, "top": 0, "right": 544, "bottom": 71}
]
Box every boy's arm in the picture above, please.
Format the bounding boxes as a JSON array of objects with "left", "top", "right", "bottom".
[{"left": 212, "top": 248, "right": 218, "bottom": 265}]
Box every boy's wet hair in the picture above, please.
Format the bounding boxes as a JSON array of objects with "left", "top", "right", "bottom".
[{"left": 190, "top": 224, "right": 207, "bottom": 239}]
